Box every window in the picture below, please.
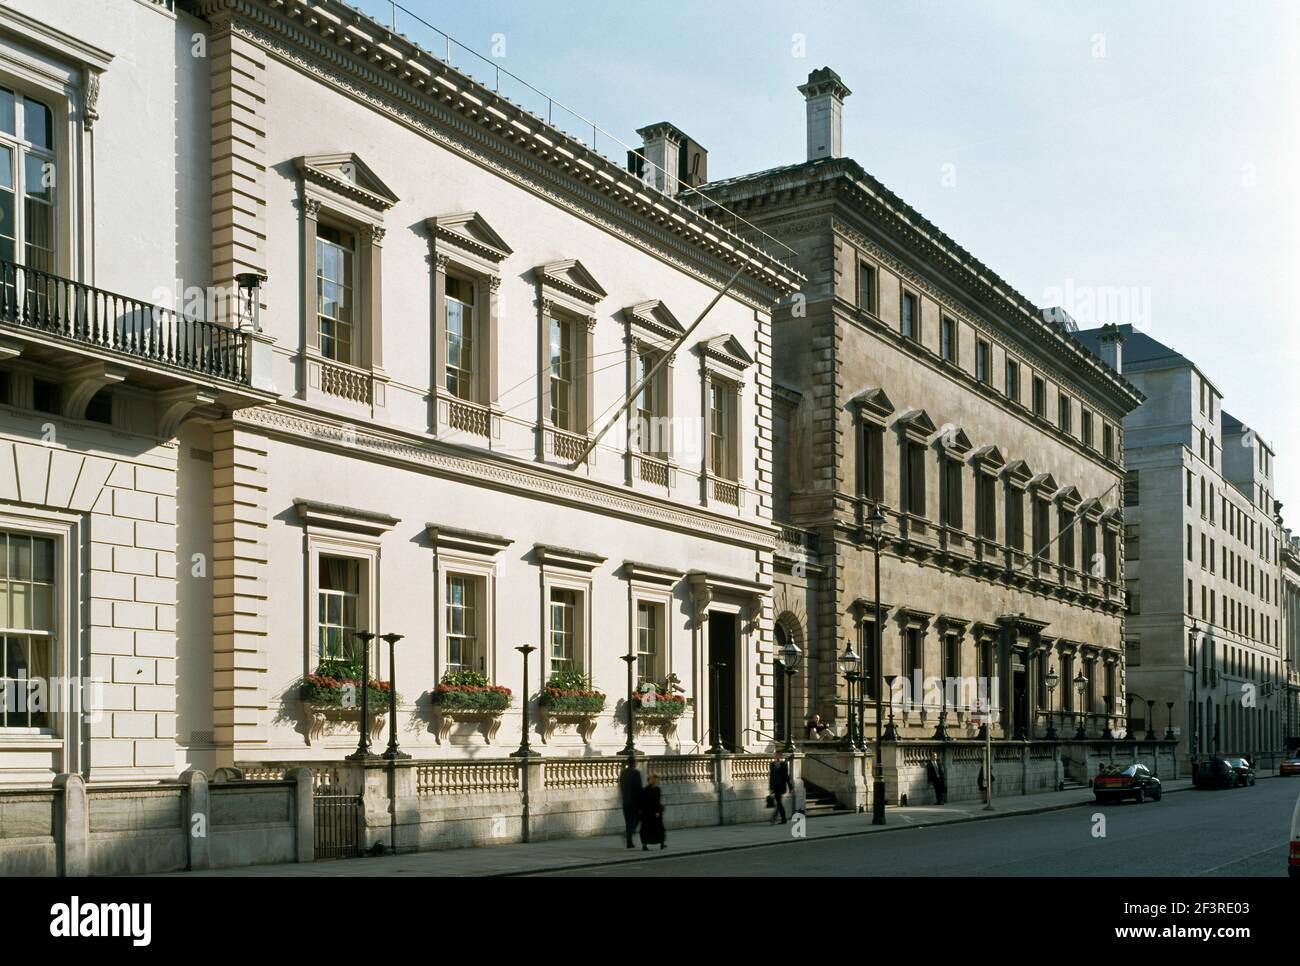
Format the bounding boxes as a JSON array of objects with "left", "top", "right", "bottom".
[
  {"left": 636, "top": 601, "right": 662, "bottom": 687},
  {"left": 905, "top": 626, "right": 923, "bottom": 679},
  {"left": 1005, "top": 485, "right": 1024, "bottom": 551},
  {"left": 1058, "top": 393, "right": 1072, "bottom": 433},
  {"left": 0, "top": 530, "right": 55, "bottom": 728},
  {"left": 709, "top": 378, "right": 736, "bottom": 480},
  {"left": 857, "top": 262, "right": 876, "bottom": 314},
  {"left": 1124, "top": 469, "right": 1139, "bottom": 505},
  {"left": 901, "top": 291, "right": 919, "bottom": 341},
  {"left": 1058, "top": 507, "right": 1075, "bottom": 569},
  {"left": 549, "top": 316, "right": 575, "bottom": 429},
  {"left": 976, "top": 340, "right": 990, "bottom": 384},
  {"left": 941, "top": 317, "right": 956, "bottom": 363},
  {"left": 1081, "top": 409, "right": 1093, "bottom": 449},
  {"left": 316, "top": 224, "right": 356, "bottom": 364},
  {"left": 862, "top": 422, "right": 884, "bottom": 503},
  {"left": 1032, "top": 496, "right": 1050, "bottom": 557},
  {"left": 444, "top": 276, "right": 476, "bottom": 400},
  {"left": 901, "top": 439, "right": 927, "bottom": 517},
  {"left": 1103, "top": 423, "right": 1114, "bottom": 460},
  {"left": 0, "top": 88, "right": 56, "bottom": 272},
  {"left": 32, "top": 378, "right": 58, "bottom": 415},
  {"left": 317, "top": 555, "right": 361, "bottom": 660},
  {"left": 632, "top": 347, "right": 666, "bottom": 455},
  {"left": 1032, "top": 376, "right": 1046, "bottom": 418},
  {"left": 944, "top": 633, "right": 959, "bottom": 682},
  {"left": 1186, "top": 469, "right": 1193, "bottom": 508},
  {"left": 549, "top": 588, "right": 580, "bottom": 673},
  {"left": 940, "top": 457, "right": 963, "bottom": 530},
  {"left": 976, "top": 473, "right": 997, "bottom": 541},
  {"left": 444, "top": 574, "right": 480, "bottom": 674},
  {"left": 1186, "top": 524, "right": 1193, "bottom": 562},
  {"left": 1125, "top": 523, "right": 1139, "bottom": 561},
  {"left": 1005, "top": 359, "right": 1020, "bottom": 404}
]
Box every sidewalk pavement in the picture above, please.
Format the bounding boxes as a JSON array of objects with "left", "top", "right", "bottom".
[{"left": 162, "top": 776, "right": 1198, "bottom": 878}]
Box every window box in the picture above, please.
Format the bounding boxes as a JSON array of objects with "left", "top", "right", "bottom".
[
  {"left": 299, "top": 660, "right": 396, "bottom": 746},
  {"left": 429, "top": 670, "right": 511, "bottom": 744},
  {"left": 539, "top": 670, "right": 605, "bottom": 743},
  {"left": 632, "top": 689, "right": 689, "bottom": 744}
]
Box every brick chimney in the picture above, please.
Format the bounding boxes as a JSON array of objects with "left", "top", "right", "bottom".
[
  {"left": 1098, "top": 323, "right": 1126, "bottom": 373},
  {"left": 798, "top": 67, "right": 851, "bottom": 161}
]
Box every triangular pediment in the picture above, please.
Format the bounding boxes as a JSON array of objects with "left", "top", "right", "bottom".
[
  {"left": 1004, "top": 459, "right": 1033, "bottom": 484},
  {"left": 1056, "top": 484, "right": 1081, "bottom": 507},
  {"left": 537, "top": 259, "right": 607, "bottom": 304},
  {"left": 896, "top": 408, "right": 937, "bottom": 439},
  {"left": 1029, "top": 472, "right": 1058, "bottom": 493},
  {"left": 851, "top": 387, "right": 895, "bottom": 421},
  {"left": 428, "top": 211, "right": 513, "bottom": 264},
  {"left": 972, "top": 444, "right": 1006, "bottom": 470},
  {"left": 937, "top": 425, "right": 973, "bottom": 454},
  {"left": 699, "top": 334, "right": 755, "bottom": 371},
  {"left": 296, "top": 153, "right": 399, "bottom": 211},
  {"left": 624, "top": 300, "right": 685, "bottom": 341}
]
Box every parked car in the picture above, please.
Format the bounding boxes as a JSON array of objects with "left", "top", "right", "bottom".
[
  {"left": 1281, "top": 755, "right": 1300, "bottom": 777},
  {"left": 1094, "top": 763, "right": 1162, "bottom": 804},
  {"left": 1223, "top": 756, "right": 1256, "bottom": 786},
  {"left": 1290, "top": 791, "right": 1300, "bottom": 878},
  {"left": 1193, "top": 757, "right": 1238, "bottom": 790}
]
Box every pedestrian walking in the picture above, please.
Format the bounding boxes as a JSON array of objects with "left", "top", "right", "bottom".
[
  {"left": 619, "top": 756, "right": 642, "bottom": 849},
  {"left": 978, "top": 763, "right": 995, "bottom": 799},
  {"left": 926, "top": 751, "right": 947, "bottom": 805},
  {"left": 768, "top": 753, "right": 793, "bottom": 824},
  {"left": 638, "top": 774, "right": 666, "bottom": 850}
]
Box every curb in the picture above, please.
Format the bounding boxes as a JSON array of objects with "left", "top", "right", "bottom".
[{"left": 494, "top": 781, "right": 1202, "bottom": 877}]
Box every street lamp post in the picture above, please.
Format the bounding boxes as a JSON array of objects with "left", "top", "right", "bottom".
[
  {"left": 1101, "top": 693, "right": 1114, "bottom": 739},
  {"left": 510, "top": 644, "right": 538, "bottom": 844},
  {"left": 781, "top": 639, "right": 802, "bottom": 754},
  {"left": 883, "top": 675, "right": 899, "bottom": 740},
  {"left": 380, "top": 633, "right": 408, "bottom": 760},
  {"left": 1145, "top": 699, "right": 1156, "bottom": 741},
  {"left": 839, "top": 645, "right": 860, "bottom": 749},
  {"left": 1190, "top": 619, "right": 1200, "bottom": 761},
  {"left": 620, "top": 652, "right": 638, "bottom": 757},
  {"left": 1165, "top": 701, "right": 1175, "bottom": 741},
  {"left": 1044, "top": 664, "right": 1059, "bottom": 740},
  {"left": 346, "top": 631, "right": 379, "bottom": 761},
  {"left": 867, "top": 504, "right": 888, "bottom": 826},
  {"left": 1073, "top": 669, "right": 1088, "bottom": 740}
]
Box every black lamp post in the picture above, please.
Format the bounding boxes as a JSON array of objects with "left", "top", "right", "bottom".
[
  {"left": 1073, "top": 668, "right": 1088, "bottom": 740},
  {"left": 511, "top": 644, "right": 539, "bottom": 759},
  {"left": 1190, "top": 619, "right": 1200, "bottom": 759},
  {"left": 838, "top": 644, "right": 860, "bottom": 749},
  {"left": 381, "top": 632, "right": 409, "bottom": 760},
  {"left": 1044, "top": 664, "right": 1059, "bottom": 740},
  {"left": 1164, "top": 701, "right": 1175, "bottom": 741},
  {"left": 234, "top": 271, "right": 265, "bottom": 332},
  {"left": 708, "top": 660, "right": 728, "bottom": 755},
  {"left": 1101, "top": 693, "right": 1115, "bottom": 740},
  {"left": 781, "top": 639, "right": 802, "bottom": 753},
  {"left": 866, "top": 503, "right": 888, "bottom": 826},
  {"left": 883, "top": 674, "right": 900, "bottom": 741},
  {"left": 620, "top": 653, "right": 638, "bottom": 757},
  {"left": 346, "top": 631, "right": 379, "bottom": 761},
  {"left": 1145, "top": 699, "right": 1156, "bottom": 741}
]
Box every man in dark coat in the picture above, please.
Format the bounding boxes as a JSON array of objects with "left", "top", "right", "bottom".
[
  {"left": 619, "top": 757, "right": 642, "bottom": 849},
  {"left": 768, "top": 753, "right": 793, "bottom": 824},
  {"left": 925, "top": 752, "right": 947, "bottom": 805},
  {"left": 638, "top": 774, "right": 666, "bottom": 850}
]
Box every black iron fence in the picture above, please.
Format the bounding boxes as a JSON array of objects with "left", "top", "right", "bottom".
[
  {"left": 313, "top": 791, "right": 362, "bottom": 860},
  {"left": 0, "top": 258, "right": 250, "bottom": 384}
]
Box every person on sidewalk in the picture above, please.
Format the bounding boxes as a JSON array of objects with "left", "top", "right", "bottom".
[
  {"left": 619, "top": 757, "right": 643, "bottom": 849},
  {"left": 768, "top": 753, "right": 792, "bottom": 824},
  {"left": 978, "top": 763, "right": 996, "bottom": 801},
  {"left": 638, "top": 774, "right": 666, "bottom": 850},
  {"left": 926, "top": 752, "right": 948, "bottom": 805}
]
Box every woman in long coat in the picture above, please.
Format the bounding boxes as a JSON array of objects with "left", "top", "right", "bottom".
[{"left": 638, "top": 774, "right": 666, "bottom": 850}]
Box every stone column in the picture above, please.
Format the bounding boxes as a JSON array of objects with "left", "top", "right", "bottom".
[
  {"left": 180, "top": 769, "right": 211, "bottom": 871},
  {"left": 54, "top": 773, "right": 88, "bottom": 878},
  {"left": 288, "top": 767, "right": 314, "bottom": 863}
]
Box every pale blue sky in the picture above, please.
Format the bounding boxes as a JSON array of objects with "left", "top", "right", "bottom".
[{"left": 356, "top": 0, "right": 1300, "bottom": 517}]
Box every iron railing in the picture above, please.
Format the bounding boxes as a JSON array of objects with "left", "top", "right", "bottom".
[
  {"left": 0, "top": 258, "right": 250, "bottom": 385},
  {"left": 313, "top": 791, "right": 362, "bottom": 860}
]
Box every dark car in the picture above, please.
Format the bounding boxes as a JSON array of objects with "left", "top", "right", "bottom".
[
  {"left": 1094, "top": 763, "right": 1162, "bottom": 804},
  {"left": 1281, "top": 756, "right": 1300, "bottom": 778},
  {"left": 1223, "top": 757, "right": 1256, "bottom": 786},
  {"left": 1193, "top": 757, "right": 1238, "bottom": 790}
]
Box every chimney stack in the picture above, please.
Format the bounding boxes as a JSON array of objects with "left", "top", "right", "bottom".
[
  {"left": 798, "top": 67, "right": 851, "bottom": 161},
  {"left": 631, "top": 122, "right": 707, "bottom": 195},
  {"left": 1098, "top": 322, "right": 1126, "bottom": 373}
]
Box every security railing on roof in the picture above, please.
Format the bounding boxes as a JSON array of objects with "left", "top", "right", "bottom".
[
  {"left": 381, "top": 1, "right": 799, "bottom": 270},
  {"left": 0, "top": 258, "right": 249, "bottom": 384}
]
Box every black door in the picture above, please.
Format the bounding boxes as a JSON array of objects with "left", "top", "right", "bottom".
[
  {"left": 709, "top": 612, "right": 738, "bottom": 750},
  {"left": 1013, "top": 666, "right": 1029, "bottom": 740}
]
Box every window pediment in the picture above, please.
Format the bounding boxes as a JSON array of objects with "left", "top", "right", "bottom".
[
  {"left": 971, "top": 444, "right": 1005, "bottom": 473},
  {"left": 1078, "top": 497, "right": 1103, "bottom": 520},
  {"left": 897, "top": 605, "right": 935, "bottom": 628},
  {"left": 1056, "top": 484, "right": 1082, "bottom": 508},
  {"left": 295, "top": 499, "right": 399, "bottom": 536},
  {"left": 624, "top": 300, "right": 685, "bottom": 344},
  {"left": 535, "top": 543, "right": 607, "bottom": 573},
  {"left": 426, "top": 524, "right": 513, "bottom": 556},
  {"left": 536, "top": 259, "right": 607, "bottom": 305},
  {"left": 427, "top": 211, "right": 512, "bottom": 265},
  {"left": 1004, "top": 458, "right": 1033, "bottom": 488},
  {"left": 296, "top": 153, "right": 398, "bottom": 214},
  {"left": 938, "top": 425, "right": 973, "bottom": 455},
  {"left": 622, "top": 560, "right": 685, "bottom": 586},
  {"left": 1029, "top": 472, "right": 1058, "bottom": 495},
  {"left": 851, "top": 387, "right": 895, "bottom": 421},
  {"left": 895, "top": 408, "right": 937, "bottom": 441},
  {"left": 697, "top": 334, "right": 754, "bottom": 375}
]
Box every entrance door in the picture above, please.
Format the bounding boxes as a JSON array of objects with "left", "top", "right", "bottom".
[
  {"left": 774, "top": 624, "right": 789, "bottom": 747},
  {"left": 1013, "top": 666, "right": 1029, "bottom": 740},
  {"left": 708, "top": 612, "right": 738, "bottom": 750}
]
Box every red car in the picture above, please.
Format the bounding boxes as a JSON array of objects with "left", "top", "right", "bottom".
[{"left": 1281, "top": 756, "right": 1300, "bottom": 777}]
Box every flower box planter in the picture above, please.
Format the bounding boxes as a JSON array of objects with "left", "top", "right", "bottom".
[
  {"left": 631, "top": 693, "right": 688, "bottom": 744},
  {"left": 302, "top": 700, "right": 387, "bottom": 746},
  {"left": 298, "top": 662, "right": 398, "bottom": 747},
  {"left": 540, "top": 708, "right": 600, "bottom": 744},
  {"left": 429, "top": 674, "right": 512, "bottom": 745},
  {"left": 539, "top": 690, "right": 606, "bottom": 744}
]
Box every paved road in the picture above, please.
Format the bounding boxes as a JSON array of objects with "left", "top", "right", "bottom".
[{"left": 531, "top": 778, "right": 1300, "bottom": 877}]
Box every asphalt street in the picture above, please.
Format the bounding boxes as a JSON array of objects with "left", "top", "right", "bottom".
[{"left": 530, "top": 777, "right": 1300, "bottom": 877}]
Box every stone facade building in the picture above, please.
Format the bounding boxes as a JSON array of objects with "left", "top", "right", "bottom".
[
  {"left": 1075, "top": 324, "right": 1289, "bottom": 761},
  {"left": 1284, "top": 530, "right": 1300, "bottom": 746},
  {"left": 685, "top": 69, "right": 1142, "bottom": 748}
]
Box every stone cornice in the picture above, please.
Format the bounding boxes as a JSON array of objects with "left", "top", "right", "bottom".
[
  {"left": 236, "top": 404, "right": 778, "bottom": 551},
  {"left": 294, "top": 498, "right": 399, "bottom": 535},
  {"left": 183, "top": 0, "right": 801, "bottom": 309}
]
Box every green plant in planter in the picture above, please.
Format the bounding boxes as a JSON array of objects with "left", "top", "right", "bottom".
[
  {"left": 540, "top": 669, "right": 606, "bottom": 714},
  {"left": 300, "top": 658, "right": 399, "bottom": 709},
  {"left": 632, "top": 688, "right": 688, "bottom": 719},
  {"left": 431, "top": 668, "right": 512, "bottom": 712}
]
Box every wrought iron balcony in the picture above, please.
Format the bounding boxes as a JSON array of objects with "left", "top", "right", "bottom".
[{"left": 0, "top": 258, "right": 251, "bottom": 386}]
